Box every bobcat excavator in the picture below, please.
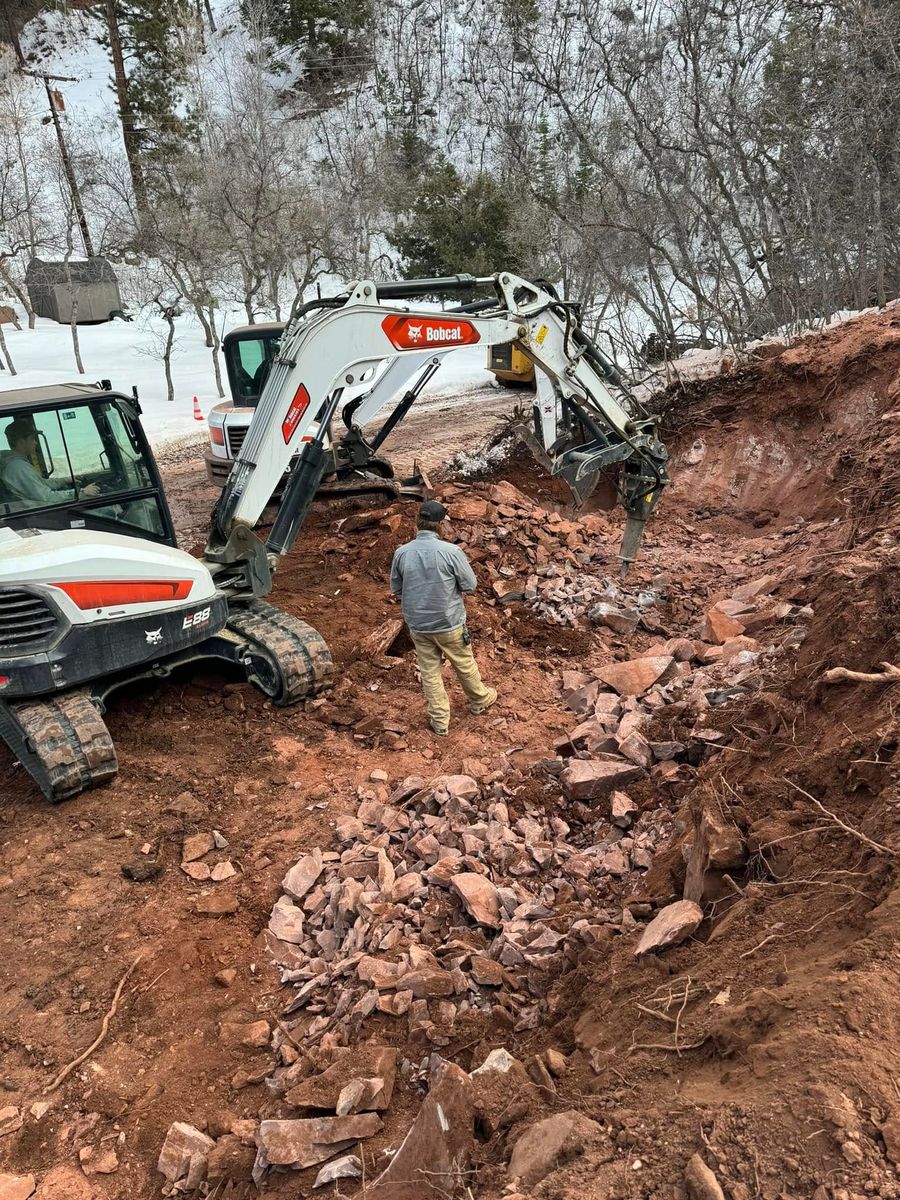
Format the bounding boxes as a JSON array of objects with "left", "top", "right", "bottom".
[{"left": 0, "top": 272, "right": 668, "bottom": 803}]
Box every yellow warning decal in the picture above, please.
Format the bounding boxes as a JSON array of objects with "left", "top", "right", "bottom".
[{"left": 535, "top": 324, "right": 549, "bottom": 345}]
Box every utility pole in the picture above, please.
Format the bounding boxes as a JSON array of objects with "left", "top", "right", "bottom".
[
  {"left": 21, "top": 69, "right": 95, "bottom": 258},
  {"left": 104, "top": 0, "right": 147, "bottom": 216}
]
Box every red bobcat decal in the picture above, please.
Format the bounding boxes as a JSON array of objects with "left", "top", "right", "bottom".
[{"left": 381, "top": 314, "right": 480, "bottom": 351}]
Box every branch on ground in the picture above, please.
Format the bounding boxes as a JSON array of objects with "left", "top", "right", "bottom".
[{"left": 822, "top": 663, "right": 900, "bottom": 685}]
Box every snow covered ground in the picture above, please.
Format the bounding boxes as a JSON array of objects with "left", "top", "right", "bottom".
[{"left": 0, "top": 309, "right": 496, "bottom": 447}]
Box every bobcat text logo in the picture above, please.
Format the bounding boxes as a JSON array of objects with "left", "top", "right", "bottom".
[
  {"left": 381, "top": 314, "right": 481, "bottom": 351},
  {"left": 182, "top": 606, "right": 212, "bottom": 631},
  {"left": 145, "top": 627, "right": 163, "bottom": 645}
]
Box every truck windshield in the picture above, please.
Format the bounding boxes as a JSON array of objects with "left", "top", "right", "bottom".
[{"left": 0, "top": 401, "right": 164, "bottom": 536}]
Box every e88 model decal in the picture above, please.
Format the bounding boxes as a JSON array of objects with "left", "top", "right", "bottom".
[{"left": 182, "top": 606, "right": 212, "bottom": 630}]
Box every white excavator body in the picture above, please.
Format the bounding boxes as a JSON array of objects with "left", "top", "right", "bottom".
[{"left": 0, "top": 272, "right": 668, "bottom": 803}]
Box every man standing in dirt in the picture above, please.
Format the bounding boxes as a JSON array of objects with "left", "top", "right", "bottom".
[{"left": 391, "top": 500, "right": 497, "bottom": 736}]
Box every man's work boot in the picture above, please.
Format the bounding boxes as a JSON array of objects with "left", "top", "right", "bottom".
[
  {"left": 470, "top": 687, "right": 497, "bottom": 716},
  {"left": 431, "top": 722, "right": 449, "bottom": 736}
]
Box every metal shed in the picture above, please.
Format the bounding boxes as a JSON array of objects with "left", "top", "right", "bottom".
[{"left": 25, "top": 256, "right": 122, "bottom": 324}]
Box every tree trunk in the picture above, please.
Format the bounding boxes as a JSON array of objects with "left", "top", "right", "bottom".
[
  {"left": 163, "top": 313, "right": 175, "bottom": 402},
  {"left": 194, "top": 303, "right": 214, "bottom": 348},
  {"left": 208, "top": 306, "right": 225, "bottom": 398},
  {"left": 62, "top": 242, "right": 85, "bottom": 374},
  {"left": 105, "top": 0, "right": 147, "bottom": 215},
  {"left": 70, "top": 297, "right": 84, "bottom": 374},
  {"left": 0, "top": 324, "right": 17, "bottom": 375},
  {"left": 204, "top": 0, "right": 217, "bottom": 32},
  {"left": 269, "top": 269, "right": 282, "bottom": 321}
]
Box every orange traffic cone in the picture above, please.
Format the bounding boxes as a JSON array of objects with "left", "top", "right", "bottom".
[{"left": 192, "top": 395, "right": 203, "bottom": 422}]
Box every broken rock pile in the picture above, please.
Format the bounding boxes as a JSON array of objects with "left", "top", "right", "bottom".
[
  {"left": 444, "top": 481, "right": 640, "bottom": 625},
  {"left": 261, "top": 769, "right": 669, "bottom": 1052}
]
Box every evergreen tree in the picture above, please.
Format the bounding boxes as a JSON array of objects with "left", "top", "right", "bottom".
[
  {"left": 96, "top": 0, "right": 195, "bottom": 177},
  {"left": 392, "top": 162, "right": 522, "bottom": 279},
  {"left": 244, "top": 0, "right": 372, "bottom": 84}
]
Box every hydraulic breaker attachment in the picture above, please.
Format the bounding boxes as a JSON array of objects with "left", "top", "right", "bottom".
[{"left": 618, "top": 448, "right": 669, "bottom": 575}]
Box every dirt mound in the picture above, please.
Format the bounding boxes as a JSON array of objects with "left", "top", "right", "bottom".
[
  {"left": 657, "top": 303, "right": 900, "bottom": 528},
  {"left": 2, "top": 306, "right": 900, "bottom": 1199}
]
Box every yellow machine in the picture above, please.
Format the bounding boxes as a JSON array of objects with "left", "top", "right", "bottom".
[{"left": 487, "top": 342, "right": 535, "bottom": 386}]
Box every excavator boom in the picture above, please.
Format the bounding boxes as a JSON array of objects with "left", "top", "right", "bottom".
[{"left": 205, "top": 273, "right": 668, "bottom": 594}]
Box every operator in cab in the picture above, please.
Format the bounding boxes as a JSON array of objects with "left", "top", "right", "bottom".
[
  {"left": 1, "top": 418, "right": 99, "bottom": 506},
  {"left": 390, "top": 499, "right": 497, "bottom": 736}
]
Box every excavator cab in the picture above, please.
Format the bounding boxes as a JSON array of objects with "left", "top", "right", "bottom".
[
  {"left": 223, "top": 323, "right": 284, "bottom": 408},
  {"left": 207, "top": 324, "right": 286, "bottom": 482},
  {"left": 0, "top": 383, "right": 176, "bottom": 545}
]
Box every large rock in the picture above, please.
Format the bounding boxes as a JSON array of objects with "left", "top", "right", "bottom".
[
  {"left": 431, "top": 775, "right": 480, "bottom": 803},
  {"left": 882, "top": 1115, "right": 900, "bottom": 1165},
  {"left": 470, "top": 1049, "right": 538, "bottom": 1136},
  {"left": 195, "top": 893, "right": 238, "bottom": 915},
  {"left": 394, "top": 968, "right": 455, "bottom": 998},
  {"left": 588, "top": 602, "right": 639, "bottom": 634},
  {"left": 77, "top": 1146, "right": 118, "bottom": 1175},
  {"left": 182, "top": 831, "right": 214, "bottom": 862},
  {"left": 507, "top": 1110, "right": 603, "bottom": 1187},
  {"left": 206, "top": 1135, "right": 256, "bottom": 1184},
  {"left": 634, "top": 900, "right": 703, "bottom": 956},
  {"left": 0, "top": 1176, "right": 35, "bottom": 1200},
  {"left": 313, "top": 1155, "right": 362, "bottom": 1188},
  {"left": 256, "top": 1114, "right": 382, "bottom": 1169},
  {"left": 560, "top": 760, "right": 643, "bottom": 801},
  {"left": 218, "top": 1020, "right": 270, "bottom": 1049},
  {"left": 684, "top": 1153, "right": 726, "bottom": 1200},
  {"left": 364, "top": 1060, "right": 473, "bottom": 1200},
  {"left": 450, "top": 873, "right": 501, "bottom": 928},
  {"left": 563, "top": 679, "right": 599, "bottom": 714},
  {"left": 268, "top": 895, "right": 305, "bottom": 944},
  {"left": 286, "top": 1046, "right": 397, "bottom": 1112},
  {"left": 732, "top": 574, "right": 777, "bottom": 601},
  {"left": 702, "top": 607, "right": 746, "bottom": 644},
  {"left": 0, "top": 1108, "right": 21, "bottom": 1136},
  {"left": 596, "top": 656, "right": 676, "bottom": 696},
  {"left": 157, "top": 1122, "right": 215, "bottom": 1187},
  {"left": 282, "top": 849, "right": 324, "bottom": 901},
  {"left": 470, "top": 956, "right": 503, "bottom": 986},
  {"left": 448, "top": 497, "right": 489, "bottom": 522},
  {"left": 684, "top": 808, "right": 746, "bottom": 903},
  {"left": 610, "top": 791, "right": 638, "bottom": 827},
  {"left": 32, "top": 1167, "right": 93, "bottom": 1200}
]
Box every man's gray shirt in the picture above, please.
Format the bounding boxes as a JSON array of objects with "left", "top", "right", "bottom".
[
  {"left": 390, "top": 530, "right": 477, "bottom": 633},
  {"left": 0, "top": 454, "right": 75, "bottom": 505}
]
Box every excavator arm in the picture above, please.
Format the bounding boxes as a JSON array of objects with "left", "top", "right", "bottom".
[{"left": 204, "top": 272, "right": 668, "bottom": 596}]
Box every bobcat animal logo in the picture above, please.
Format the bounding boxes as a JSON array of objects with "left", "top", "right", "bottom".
[
  {"left": 145, "top": 628, "right": 163, "bottom": 645},
  {"left": 407, "top": 324, "right": 423, "bottom": 343}
]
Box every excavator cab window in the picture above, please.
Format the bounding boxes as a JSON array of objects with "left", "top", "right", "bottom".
[{"left": 0, "top": 396, "right": 175, "bottom": 543}]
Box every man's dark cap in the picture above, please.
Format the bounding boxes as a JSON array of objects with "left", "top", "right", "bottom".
[{"left": 419, "top": 499, "right": 448, "bottom": 522}]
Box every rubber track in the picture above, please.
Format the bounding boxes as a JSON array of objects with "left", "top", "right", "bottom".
[
  {"left": 226, "top": 600, "right": 333, "bottom": 706},
  {"left": 5, "top": 690, "right": 118, "bottom": 803}
]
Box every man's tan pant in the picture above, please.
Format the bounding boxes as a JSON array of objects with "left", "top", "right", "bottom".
[{"left": 409, "top": 625, "right": 492, "bottom": 731}]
